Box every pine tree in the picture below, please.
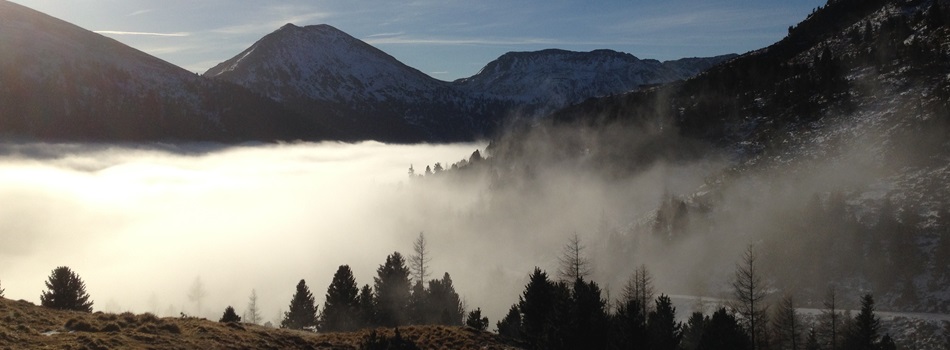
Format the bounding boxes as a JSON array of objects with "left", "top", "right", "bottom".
[
  {"left": 647, "top": 294, "right": 683, "bottom": 350},
  {"left": 557, "top": 233, "right": 591, "bottom": 282},
  {"left": 408, "top": 280, "right": 427, "bottom": 324},
  {"left": 374, "top": 252, "right": 411, "bottom": 327},
  {"left": 245, "top": 289, "right": 262, "bottom": 325},
  {"left": 518, "top": 267, "right": 555, "bottom": 347},
  {"left": 357, "top": 284, "right": 377, "bottom": 328},
  {"left": 496, "top": 305, "right": 522, "bottom": 339},
  {"left": 40, "top": 266, "right": 93, "bottom": 312},
  {"left": 465, "top": 307, "right": 489, "bottom": 331},
  {"left": 611, "top": 296, "right": 649, "bottom": 348},
  {"left": 805, "top": 328, "right": 821, "bottom": 350},
  {"left": 681, "top": 312, "right": 706, "bottom": 350},
  {"left": 732, "top": 245, "right": 770, "bottom": 350},
  {"left": 567, "top": 279, "right": 608, "bottom": 349},
  {"left": 699, "top": 308, "right": 751, "bottom": 350},
  {"left": 425, "top": 273, "right": 464, "bottom": 326},
  {"left": 281, "top": 279, "right": 318, "bottom": 330},
  {"left": 842, "top": 294, "right": 880, "bottom": 350},
  {"left": 772, "top": 295, "right": 802, "bottom": 350},
  {"left": 320, "top": 265, "right": 360, "bottom": 332},
  {"left": 219, "top": 305, "right": 242, "bottom": 323}
]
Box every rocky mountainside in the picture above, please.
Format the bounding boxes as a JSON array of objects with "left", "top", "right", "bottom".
[
  {"left": 456, "top": 49, "right": 735, "bottom": 116},
  {"left": 205, "top": 24, "right": 733, "bottom": 142},
  {"left": 489, "top": 0, "right": 950, "bottom": 313},
  {"left": 0, "top": 0, "right": 322, "bottom": 142}
]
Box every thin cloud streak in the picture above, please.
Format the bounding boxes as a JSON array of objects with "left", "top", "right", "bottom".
[{"left": 95, "top": 30, "right": 190, "bottom": 37}]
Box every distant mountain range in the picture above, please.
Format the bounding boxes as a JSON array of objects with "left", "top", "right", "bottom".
[{"left": 0, "top": 0, "right": 734, "bottom": 142}]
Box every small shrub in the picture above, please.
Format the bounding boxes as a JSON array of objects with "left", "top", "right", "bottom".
[
  {"left": 101, "top": 323, "right": 121, "bottom": 333},
  {"left": 159, "top": 322, "right": 181, "bottom": 334},
  {"left": 138, "top": 312, "right": 160, "bottom": 324},
  {"left": 65, "top": 318, "right": 97, "bottom": 332}
]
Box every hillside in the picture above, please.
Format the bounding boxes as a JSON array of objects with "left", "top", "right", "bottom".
[
  {"left": 0, "top": 298, "right": 519, "bottom": 349},
  {"left": 485, "top": 0, "right": 950, "bottom": 313}
]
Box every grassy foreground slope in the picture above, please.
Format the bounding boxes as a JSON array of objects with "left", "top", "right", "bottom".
[{"left": 0, "top": 298, "right": 519, "bottom": 349}]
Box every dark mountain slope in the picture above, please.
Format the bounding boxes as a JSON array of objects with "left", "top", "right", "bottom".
[{"left": 0, "top": 0, "right": 324, "bottom": 142}]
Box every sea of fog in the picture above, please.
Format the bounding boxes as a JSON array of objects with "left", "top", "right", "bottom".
[{"left": 0, "top": 141, "right": 500, "bottom": 323}]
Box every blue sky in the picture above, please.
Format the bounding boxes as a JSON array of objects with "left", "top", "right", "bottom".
[{"left": 11, "top": 0, "right": 826, "bottom": 81}]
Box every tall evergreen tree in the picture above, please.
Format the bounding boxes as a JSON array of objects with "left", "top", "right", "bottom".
[
  {"left": 732, "top": 245, "right": 770, "bottom": 350},
  {"left": 681, "top": 312, "right": 706, "bottom": 350},
  {"left": 842, "top": 294, "right": 880, "bottom": 350},
  {"left": 245, "top": 289, "right": 262, "bottom": 325},
  {"left": 496, "top": 305, "right": 522, "bottom": 340},
  {"left": 699, "top": 308, "right": 750, "bottom": 350},
  {"left": 187, "top": 276, "right": 207, "bottom": 317},
  {"left": 219, "top": 305, "right": 242, "bottom": 323},
  {"left": 357, "top": 284, "right": 377, "bottom": 328},
  {"left": 282, "top": 279, "right": 318, "bottom": 330},
  {"left": 611, "top": 296, "right": 649, "bottom": 348},
  {"left": 374, "top": 252, "right": 411, "bottom": 327},
  {"left": 772, "top": 295, "right": 802, "bottom": 350},
  {"left": 566, "top": 279, "right": 608, "bottom": 349},
  {"left": 408, "top": 280, "right": 427, "bottom": 324},
  {"left": 805, "top": 328, "right": 821, "bottom": 350},
  {"left": 40, "top": 266, "right": 93, "bottom": 312},
  {"left": 320, "top": 265, "right": 361, "bottom": 332},
  {"left": 647, "top": 294, "right": 683, "bottom": 350},
  {"left": 426, "top": 273, "right": 464, "bottom": 326},
  {"left": 518, "top": 268, "right": 556, "bottom": 348}
]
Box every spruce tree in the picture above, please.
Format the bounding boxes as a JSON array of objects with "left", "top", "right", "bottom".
[
  {"left": 465, "top": 307, "right": 489, "bottom": 331},
  {"left": 518, "top": 268, "right": 555, "bottom": 347},
  {"left": 281, "top": 279, "right": 318, "bottom": 330},
  {"left": 647, "top": 294, "right": 683, "bottom": 350},
  {"left": 681, "top": 312, "right": 706, "bottom": 350},
  {"left": 425, "top": 273, "right": 464, "bottom": 326},
  {"left": 320, "top": 265, "right": 360, "bottom": 332},
  {"left": 699, "top": 308, "right": 750, "bottom": 350},
  {"left": 567, "top": 279, "right": 608, "bottom": 349},
  {"left": 40, "top": 266, "right": 93, "bottom": 312},
  {"left": 374, "top": 252, "right": 411, "bottom": 327},
  {"left": 357, "top": 284, "right": 377, "bottom": 328},
  {"left": 842, "top": 294, "right": 880, "bottom": 350},
  {"left": 219, "top": 305, "right": 242, "bottom": 323},
  {"left": 805, "top": 328, "right": 821, "bottom": 350},
  {"left": 496, "top": 305, "right": 522, "bottom": 339},
  {"left": 612, "top": 296, "right": 648, "bottom": 348},
  {"left": 408, "top": 281, "right": 427, "bottom": 324}
]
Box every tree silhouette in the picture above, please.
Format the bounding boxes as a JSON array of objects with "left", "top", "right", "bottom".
[
  {"left": 0, "top": 280, "right": 4, "bottom": 298},
  {"left": 842, "top": 294, "right": 881, "bottom": 350},
  {"left": 732, "top": 245, "right": 770, "bottom": 350},
  {"left": 518, "top": 267, "right": 555, "bottom": 347},
  {"left": 820, "top": 286, "right": 843, "bottom": 350},
  {"left": 647, "top": 294, "right": 683, "bottom": 350},
  {"left": 557, "top": 233, "right": 591, "bottom": 282},
  {"left": 410, "top": 232, "right": 431, "bottom": 284},
  {"left": 465, "top": 307, "right": 489, "bottom": 331},
  {"left": 357, "top": 284, "right": 377, "bottom": 328},
  {"left": 681, "top": 312, "right": 706, "bottom": 350},
  {"left": 496, "top": 305, "right": 522, "bottom": 339},
  {"left": 623, "top": 264, "right": 655, "bottom": 321},
  {"left": 187, "top": 276, "right": 207, "bottom": 317},
  {"left": 611, "top": 294, "right": 648, "bottom": 348},
  {"left": 699, "top": 308, "right": 750, "bottom": 350},
  {"left": 568, "top": 278, "right": 608, "bottom": 349},
  {"left": 282, "top": 279, "right": 318, "bottom": 330},
  {"left": 426, "top": 273, "right": 464, "bottom": 326},
  {"left": 374, "top": 252, "right": 411, "bottom": 327},
  {"left": 320, "top": 265, "right": 360, "bottom": 332},
  {"left": 772, "top": 295, "right": 802, "bottom": 350},
  {"left": 245, "top": 289, "right": 262, "bottom": 325},
  {"left": 40, "top": 266, "right": 93, "bottom": 312},
  {"left": 219, "top": 305, "right": 242, "bottom": 323}
]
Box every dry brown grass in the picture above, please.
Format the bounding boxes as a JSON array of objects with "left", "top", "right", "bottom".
[{"left": 0, "top": 298, "right": 521, "bottom": 349}]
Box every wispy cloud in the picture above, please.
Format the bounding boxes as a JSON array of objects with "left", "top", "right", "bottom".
[
  {"left": 128, "top": 9, "right": 154, "bottom": 17},
  {"left": 211, "top": 11, "right": 332, "bottom": 35},
  {"left": 366, "top": 32, "right": 405, "bottom": 38},
  {"left": 364, "top": 35, "right": 561, "bottom": 46},
  {"left": 95, "top": 30, "right": 190, "bottom": 37}
]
